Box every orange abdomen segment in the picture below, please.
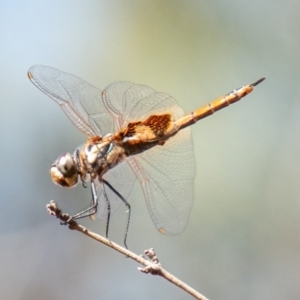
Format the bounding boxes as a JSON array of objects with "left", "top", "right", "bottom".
[{"left": 176, "top": 77, "right": 265, "bottom": 131}]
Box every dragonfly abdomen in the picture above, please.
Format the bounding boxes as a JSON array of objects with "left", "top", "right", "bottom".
[{"left": 176, "top": 77, "right": 265, "bottom": 131}]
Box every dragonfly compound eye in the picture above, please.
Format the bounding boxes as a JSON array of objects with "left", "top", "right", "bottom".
[{"left": 50, "top": 153, "right": 78, "bottom": 187}]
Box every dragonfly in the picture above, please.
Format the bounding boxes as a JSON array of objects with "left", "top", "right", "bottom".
[{"left": 28, "top": 65, "right": 265, "bottom": 247}]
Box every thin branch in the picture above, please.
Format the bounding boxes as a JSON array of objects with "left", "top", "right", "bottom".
[{"left": 47, "top": 201, "right": 209, "bottom": 300}]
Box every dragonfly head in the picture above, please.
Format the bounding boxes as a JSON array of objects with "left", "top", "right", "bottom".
[{"left": 50, "top": 153, "right": 78, "bottom": 188}]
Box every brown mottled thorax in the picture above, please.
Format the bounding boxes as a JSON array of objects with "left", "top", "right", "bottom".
[{"left": 124, "top": 114, "right": 173, "bottom": 139}]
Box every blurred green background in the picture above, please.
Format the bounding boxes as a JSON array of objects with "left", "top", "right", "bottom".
[{"left": 1, "top": 1, "right": 300, "bottom": 299}]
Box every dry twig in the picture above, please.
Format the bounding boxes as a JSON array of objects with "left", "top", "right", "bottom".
[{"left": 47, "top": 201, "right": 209, "bottom": 300}]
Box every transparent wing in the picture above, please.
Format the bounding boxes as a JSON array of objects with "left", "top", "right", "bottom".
[
  {"left": 130, "top": 128, "right": 195, "bottom": 235},
  {"left": 28, "top": 65, "right": 115, "bottom": 137},
  {"left": 28, "top": 65, "right": 137, "bottom": 216},
  {"left": 102, "top": 83, "right": 196, "bottom": 234},
  {"left": 103, "top": 81, "right": 179, "bottom": 127},
  {"left": 93, "top": 161, "right": 135, "bottom": 219}
]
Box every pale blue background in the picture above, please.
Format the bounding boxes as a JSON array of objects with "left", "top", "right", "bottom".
[{"left": 1, "top": 1, "right": 300, "bottom": 299}]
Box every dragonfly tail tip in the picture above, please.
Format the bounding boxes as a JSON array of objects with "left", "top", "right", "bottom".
[{"left": 251, "top": 77, "right": 266, "bottom": 87}]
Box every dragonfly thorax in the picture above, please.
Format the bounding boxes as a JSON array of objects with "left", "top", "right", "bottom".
[
  {"left": 78, "top": 136, "right": 128, "bottom": 180},
  {"left": 84, "top": 141, "right": 113, "bottom": 165}
]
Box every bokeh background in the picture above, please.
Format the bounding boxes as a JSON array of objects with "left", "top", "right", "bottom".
[{"left": 1, "top": 1, "right": 300, "bottom": 299}]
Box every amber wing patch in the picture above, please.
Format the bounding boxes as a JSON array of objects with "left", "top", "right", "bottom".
[
  {"left": 124, "top": 121, "right": 142, "bottom": 137},
  {"left": 142, "top": 114, "right": 172, "bottom": 137}
]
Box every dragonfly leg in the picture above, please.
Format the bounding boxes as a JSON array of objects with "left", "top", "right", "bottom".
[
  {"left": 102, "top": 181, "right": 111, "bottom": 238},
  {"left": 102, "top": 179, "right": 131, "bottom": 249},
  {"left": 65, "top": 181, "right": 99, "bottom": 222}
]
